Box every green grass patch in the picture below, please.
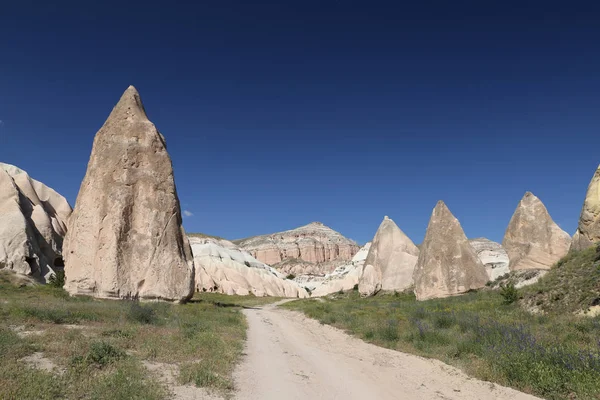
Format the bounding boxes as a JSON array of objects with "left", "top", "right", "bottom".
[{"left": 0, "top": 282, "right": 252, "bottom": 399}]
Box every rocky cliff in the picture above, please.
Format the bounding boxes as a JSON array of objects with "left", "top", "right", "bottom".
[
  {"left": 234, "top": 222, "right": 360, "bottom": 272},
  {"left": 190, "top": 235, "right": 307, "bottom": 298},
  {"left": 0, "top": 163, "right": 72, "bottom": 282},
  {"left": 305, "top": 242, "right": 371, "bottom": 297}
]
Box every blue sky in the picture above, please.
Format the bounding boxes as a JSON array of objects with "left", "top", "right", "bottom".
[{"left": 1, "top": 1, "right": 599, "bottom": 244}]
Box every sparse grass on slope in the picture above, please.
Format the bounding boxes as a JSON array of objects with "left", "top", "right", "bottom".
[
  {"left": 521, "top": 245, "right": 600, "bottom": 314},
  {"left": 283, "top": 287, "right": 600, "bottom": 400},
  {"left": 0, "top": 281, "right": 262, "bottom": 399}
]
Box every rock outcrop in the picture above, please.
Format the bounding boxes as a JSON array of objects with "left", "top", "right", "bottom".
[
  {"left": 358, "top": 217, "right": 419, "bottom": 296},
  {"left": 0, "top": 163, "right": 72, "bottom": 281},
  {"left": 234, "top": 222, "right": 360, "bottom": 272},
  {"left": 63, "top": 86, "right": 195, "bottom": 302},
  {"left": 572, "top": 165, "right": 600, "bottom": 251},
  {"left": 309, "top": 242, "right": 371, "bottom": 296},
  {"left": 413, "top": 201, "right": 488, "bottom": 301},
  {"left": 190, "top": 235, "right": 308, "bottom": 298},
  {"left": 468, "top": 238, "right": 510, "bottom": 280},
  {"left": 502, "top": 192, "right": 570, "bottom": 270}
]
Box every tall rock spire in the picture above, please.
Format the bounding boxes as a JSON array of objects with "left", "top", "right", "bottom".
[
  {"left": 413, "top": 201, "right": 488, "bottom": 301},
  {"left": 63, "top": 86, "right": 195, "bottom": 302},
  {"left": 358, "top": 216, "right": 419, "bottom": 296},
  {"left": 571, "top": 165, "right": 600, "bottom": 251},
  {"left": 502, "top": 192, "right": 570, "bottom": 270}
]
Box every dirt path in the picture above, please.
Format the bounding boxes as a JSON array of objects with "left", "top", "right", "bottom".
[{"left": 233, "top": 301, "right": 540, "bottom": 400}]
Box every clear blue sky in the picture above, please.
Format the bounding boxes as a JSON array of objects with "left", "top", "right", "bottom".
[{"left": 1, "top": 1, "right": 599, "bottom": 244}]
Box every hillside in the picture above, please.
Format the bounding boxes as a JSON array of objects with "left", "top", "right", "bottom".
[
  {"left": 521, "top": 245, "right": 600, "bottom": 314},
  {"left": 233, "top": 222, "right": 360, "bottom": 270}
]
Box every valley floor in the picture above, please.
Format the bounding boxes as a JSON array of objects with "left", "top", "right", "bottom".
[{"left": 233, "top": 300, "right": 538, "bottom": 400}]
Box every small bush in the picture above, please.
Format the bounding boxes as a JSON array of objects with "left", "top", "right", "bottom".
[
  {"left": 127, "top": 302, "right": 158, "bottom": 324},
  {"left": 286, "top": 274, "right": 296, "bottom": 280},
  {"left": 47, "top": 270, "right": 65, "bottom": 288},
  {"left": 72, "top": 342, "right": 125, "bottom": 368},
  {"left": 500, "top": 283, "right": 518, "bottom": 305}
]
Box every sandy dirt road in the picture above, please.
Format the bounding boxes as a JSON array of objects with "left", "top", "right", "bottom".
[{"left": 233, "top": 301, "right": 540, "bottom": 400}]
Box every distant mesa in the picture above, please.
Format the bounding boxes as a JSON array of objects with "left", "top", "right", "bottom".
[
  {"left": 502, "top": 192, "right": 570, "bottom": 271},
  {"left": 571, "top": 165, "right": 600, "bottom": 251},
  {"left": 413, "top": 201, "right": 488, "bottom": 301},
  {"left": 63, "top": 86, "right": 195, "bottom": 302},
  {"left": 0, "top": 163, "right": 72, "bottom": 282},
  {"left": 358, "top": 216, "right": 419, "bottom": 296},
  {"left": 234, "top": 222, "right": 360, "bottom": 274}
]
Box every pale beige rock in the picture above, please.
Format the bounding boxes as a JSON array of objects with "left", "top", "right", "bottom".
[
  {"left": 63, "top": 86, "right": 195, "bottom": 302},
  {"left": 310, "top": 242, "right": 371, "bottom": 296},
  {"left": 413, "top": 201, "right": 488, "bottom": 301},
  {"left": 358, "top": 216, "right": 419, "bottom": 296},
  {"left": 469, "top": 238, "right": 510, "bottom": 280},
  {"left": 272, "top": 258, "right": 346, "bottom": 276},
  {"left": 502, "top": 192, "right": 571, "bottom": 270},
  {"left": 234, "top": 222, "right": 359, "bottom": 272},
  {"left": 358, "top": 264, "right": 382, "bottom": 297},
  {"left": 572, "top": 165, "right": 600, "bottom": 251},
  {"left": 0, "top": 163, "right": 72, "bottom": 281},
  {"left": 190, "top": 236, "right": 308, "bottom": 298}
]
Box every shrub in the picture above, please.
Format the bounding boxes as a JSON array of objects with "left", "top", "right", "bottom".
[
  {"left": 72, "top": 342, "right": 125, "bottom": 368},
  {"left": 127, "top": 302, "right": 157, "bottom": 324},
  {"left": 286, "top": 274, "right": 296, "bottom": 280},
  {"left": 500, "top": 283, "right": 518, "bottom": 305},
  {"left": 47, "top": 271, "right": 65, "bottom": 288}
]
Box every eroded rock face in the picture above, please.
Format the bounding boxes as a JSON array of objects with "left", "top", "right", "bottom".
[
  {"left": 358, "top": 217, "right": 419, "bottom": 296},
  {"left": 190, "top": 236, "right": 308, "bottom": 298},
  {"left": 63, "top": 86, "right": 195, "bottom": 302},
  {"left": 234, "top": 222, "right": 360, "bottom": 270},
  {"left": 413, "top": 201, "right": 488, "bottom": 301},
  {"left": 469, "top": 238, "right": 510, "bottom": 280},
  {"left": 0, "top": 163, "right": 72, "bottom": 281},
  {"left": 502, "top": 192, "right": 570, "bottom": 270},
  {"left": 310, "top": 242, "right": 371, "bottom": 296},
  {"left": 572, "top": 166, "right": 600, "bottom": 251}
]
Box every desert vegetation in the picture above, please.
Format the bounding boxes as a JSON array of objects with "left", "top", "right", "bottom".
[
  {"left": 284, "top": 246, "right": 600, "bottom": 400},
  {"left": 0, "top": 274, "right": 276, "bottom": 399}
]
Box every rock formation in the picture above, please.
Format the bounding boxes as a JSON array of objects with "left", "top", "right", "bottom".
[
  {"left": 234, "top": 222, "right": 359, "bottom": 272},
  {"left": 413, "top": 201, "right": 488, "bottom": 301},
  {"left": 0, "top": 163, "right": 72, "bottom": 281},
  {"left": 190, "top": 235, "right": 308, "bottom": 298},
  {"left": 358, "top": 216, "right": 419, "bottom": 296},
  {"left": 502, "top": 192, "right": 570, "bottom": 270},
  {"left": 468, "top": 238, "right": 510, "bottom": 280},
  {"left": 63, "top": 86, "right": 195, "bottom": 302},
  {"left": 308, "top": 242, "right": 371, "bottom": 296},
  {"left": 572, "top": 165, "right": 600, "bottom": 251}
]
